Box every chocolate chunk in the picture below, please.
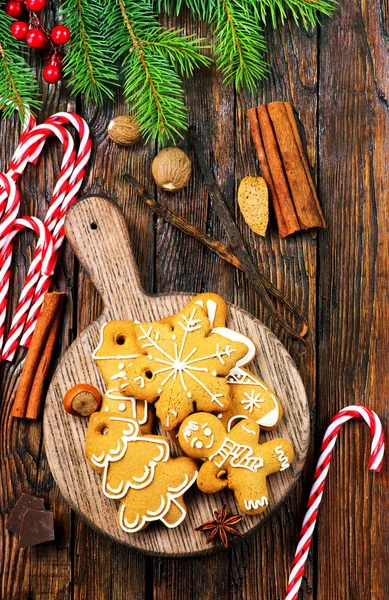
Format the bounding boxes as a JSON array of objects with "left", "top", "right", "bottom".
[
  {"left": 19, "top": 509, "right": 55, "bottom": 548},
  {"left": 6, "top": 493, "right": 45, "bottom": 535}
]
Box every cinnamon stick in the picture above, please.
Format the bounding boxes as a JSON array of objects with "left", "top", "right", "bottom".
[
  {"left": 248, "top": 101, "right": 325, "bottom": 237},
  {"left": 26, "top": 300, "right": 65, "bottom": 420},
  {"left": 11, "top": 292, "right": 66, "bottom": 419}
]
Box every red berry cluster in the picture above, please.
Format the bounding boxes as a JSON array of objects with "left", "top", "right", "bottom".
[{"left": 5, "top": 0, "right": 70, "bottom": 84}]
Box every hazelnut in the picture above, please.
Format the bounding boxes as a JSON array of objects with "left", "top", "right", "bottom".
[
  {"left": 64, "top": 384, "right": 101, "bottom": 417},
  {"left": 151, "top": 147, "right": 191, "bottom": 192},
  {"left": 107, "top": 116, "right": 142, "bottom": 146}
]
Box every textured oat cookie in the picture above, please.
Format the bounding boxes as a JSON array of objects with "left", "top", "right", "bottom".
[
  {"left": 92, "top": 321, "right": 153, "bottom": 432},
  {"left": 85, "top": 413, "right": 198, "bottom": 533},
  {"left": 120, "top": 299, "right": 255, "bottom": 432},
  {"left": 178, "top": 412, "right": 294, "bottom": 515}
]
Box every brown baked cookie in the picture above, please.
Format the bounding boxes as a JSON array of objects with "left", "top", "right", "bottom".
[
  {"left": 92, "top": 320, "right": 153, "bottom": 432},
  {"left": 119, "top": 300, "right": 255, "bottom": 432},
  {"left": 178, "top": 412, "right": 294, "bottom": 515},
  {"left": 218, "top": 367, "right": 282, "bottom": 431},
  {"left": 86, "top": 413, "right": 198, "bottom": 533}
]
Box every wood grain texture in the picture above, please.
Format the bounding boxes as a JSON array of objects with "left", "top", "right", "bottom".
[
  {"left": 1, "top": 0, "right": 387, "bottom": 597},
  {"left": 43, "top": 195, "right": 309, "bottom": 556}
]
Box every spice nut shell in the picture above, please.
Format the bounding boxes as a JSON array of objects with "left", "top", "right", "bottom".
[{"left": 152, "top": 147, "right": 191, "bottom": 192}]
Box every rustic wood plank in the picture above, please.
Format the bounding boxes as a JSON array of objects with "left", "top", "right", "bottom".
[
  {"left": 318, "top": 1, "right": 389, "bottom": 599},
  {"left": 227, "top": 15, "right": 319, "bottom": 600}
]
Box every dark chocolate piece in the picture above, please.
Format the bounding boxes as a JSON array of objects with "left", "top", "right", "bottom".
[
  {"left": 6, "top": 493, "right": 45, "bottom": 535},
  {"left": 19, "top": 509, "right": 55, "bottom": 548}
]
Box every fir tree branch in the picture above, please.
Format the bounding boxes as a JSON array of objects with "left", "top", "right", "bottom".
[
  {"left": 107, "top": 0, "right": 209, "bottom": 143},
  {"left": 0, "top": 11, "right": 40, "bottom": 123},
  {"left": 61, "top": 0, "right": 119, "bottom": 105},
  {"left": 212, "top": 1, "right": 268, "bottom": 90}
]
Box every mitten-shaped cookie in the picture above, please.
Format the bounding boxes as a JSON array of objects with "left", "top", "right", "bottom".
[
  {"left": 86, "top": 413, "right": 198, "bottom": 532},
  {"left": 120, "top": 300, "right": 255, "bottom": 432},
  {"left": 92, "top": 320, "right": 153, "bottom": 431},
  {"left": 219, "top": 367, "right": 282, "bottom": 431},
  {"left": 178, "top": 413, "right": 294, "bottom": 515}
]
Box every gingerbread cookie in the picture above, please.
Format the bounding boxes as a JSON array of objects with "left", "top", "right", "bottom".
[
  {"left": 119, "top": 299, "right": 255, "bottom": 431},
  {"left": 92, "top": 321, "right": 153, "bottom": 432},
  {"left": 178, "top": 413, "right": 294, "bottom": 515},
  {"left": 86, "top": 413, "right": 198, "bottom": 533},
  {"left": 219, "top": 367, "right": 282, "bottom": 431}
]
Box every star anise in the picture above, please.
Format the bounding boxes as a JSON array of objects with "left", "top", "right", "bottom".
[{"left": 195, "top": 505, "right": 244, "bottom": 548}]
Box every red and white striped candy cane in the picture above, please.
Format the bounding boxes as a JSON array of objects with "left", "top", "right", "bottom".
[
  {"left": 284, "top": 405, "right": 385, "bottom": 600},
  {"left": 19, "top": 114, "right": 91, "bottom": 348},
  {"left": 0, "top": 217, "right": 53, "bottom": 352},
  {"left": 0, "top": 173, "right": 21, "bottom": 247}
]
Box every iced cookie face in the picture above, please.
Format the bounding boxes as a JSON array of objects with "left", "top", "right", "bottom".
[{"left": 178, "top": 412, "right": 226, "bottom": 459}]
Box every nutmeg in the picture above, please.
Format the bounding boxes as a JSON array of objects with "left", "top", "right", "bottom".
[
  {"left": 151, "top": 147, "right": 191, "bottom": 192},
  {"left": 107, "top": 115, "right": 142, "bottom": 146},
  {"left": 64, "top": 384, "right": 101, "bottom": 417}
]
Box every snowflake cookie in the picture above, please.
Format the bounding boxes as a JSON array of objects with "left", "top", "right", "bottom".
[
  {"left": 119, "top": 300, "right": 255, "bottom": 431},
  {"left": 85, "top": 413, "right": 198, "bottom": 533},
  {"left": 178, "top": 412, "right": 294, "bottom": 515}
]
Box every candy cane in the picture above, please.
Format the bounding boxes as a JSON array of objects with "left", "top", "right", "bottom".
[
  {"left": 0, "top": 173, "right": 21, "bottom": 247},
  {"left": 284, "top": 405, "right": 385, "bottom": 600},
  {"left": 18, "top": 114, "right": 92, "bottom": 348},
  {"left": 0, "top": 217, "right": 53, "bottom": 352}
]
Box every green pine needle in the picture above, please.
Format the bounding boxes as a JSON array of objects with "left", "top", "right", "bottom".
[
  {"left": 61, "top": 0, "right": 119, "bottom": 105},
  {"left": 0, "top": 11, "right": 41, "bottom": 123},
  {"left": 107, "top": 0, "right": 210, "bottom": 143}
]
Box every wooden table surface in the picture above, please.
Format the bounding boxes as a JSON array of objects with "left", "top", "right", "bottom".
[{"left": 1, "top": 2, "right": 388, "bottom": 599}]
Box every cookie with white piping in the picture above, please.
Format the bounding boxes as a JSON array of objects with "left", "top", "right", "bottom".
[
  {"left": 218, "top": 367, "right": 283, "bottom": 432},
  {"left": 85, "top": 413, "right": 198, "bottom": 533},
  {"left": 119, "top": 300, "right": 256, "bottom": 432},
  {"left": 178, "top": 412, "right": 294, "bottom": 515},
  {"left": 92, "top": 321, "right": 153, "bottom": 432}
]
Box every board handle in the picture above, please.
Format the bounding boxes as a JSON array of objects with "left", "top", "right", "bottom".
[{"left": 65, "top": 195, "right": 148, "bottom": 317}]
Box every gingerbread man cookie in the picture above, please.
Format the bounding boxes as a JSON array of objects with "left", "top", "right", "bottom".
[
  {"left": 120, "top": 299, "right": 255, "bottom": 431},
  {"left": 178, "top": 413, "right": 294, "bottom": 515},
  {"left": 86, "top": 413, "right": 198, "bottom": 533},
  {"left": 92, "top": 321, "right": 153, "bottom": 432}
]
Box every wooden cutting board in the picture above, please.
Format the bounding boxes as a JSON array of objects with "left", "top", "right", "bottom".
[{"left": 44, "top": 195, "right": 310, "bottom": 557}]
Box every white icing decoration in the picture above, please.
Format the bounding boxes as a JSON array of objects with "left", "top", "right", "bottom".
[
  {"left": 118, "top": 403, "right": 126, "bottom": 412},
  {"left": 206, "top": 300, "right": 217, "bottom": 327},
  {"left": 244, "top": 497, "right": 268, "bottom": 510},
  {"left": 148, "top": 354, "right": 153, "bottom": 360},
  {"left": 110, "top": 370, "right": 126, "bottom": 381},
  {"left": 92, "top": 323, "right": 139, "bottom": 361},
  {"left": 136, "top": 307, "right": 238, "bottom": 408},
  {"left": 275, "top": 445, "right": 290, "bottom": 471},
  {"left": 226, "top": 367, "right": 280, "bottom": 429},
  {"left": 134, "top": 375, "right": 145, "bottom": 388},
  {"left": 210, "top": 438, "right": 264, "bottom": 472},
  {"left": 118, "top": 363, "right": 125, "bottom": 370},
  {"left": 241, "top": 424, "right": 256, "bottom": 435},
  {"left": 203, "top": 427, "right": 212, "bottom": 436},
  {"left": 157, "top": 388, "right": 162, "bottom": 394},
  {"left": 195, "top": 440, "right": 203, "bottom": 449},
  {"left": 212, "top": 371, "right": 217, "bottom": 376},
  {"left": 212, "top": 328, "right": 255, "bottom": 369},
  {"left": 241, "top": 389, "right": 265, "bottom": 413}
]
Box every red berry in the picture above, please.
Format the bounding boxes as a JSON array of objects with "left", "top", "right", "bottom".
[
  {"left": 5, "top": 1, "right": 23, "bottom": 18},
  {"left": 10, "top": 20, "right": 28, "bottom": 39},
  {"left": 25, "top": 28, "right": 46, "bottom": 48},
  {"left": 43, "top": 64, "right": 62, "bottom": 84},
  {"left": 25, "top": 0, "right": 46, "bottom": 11},
  {"left": 51, "top": 25, "right": 71, "bottom": 45}
]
